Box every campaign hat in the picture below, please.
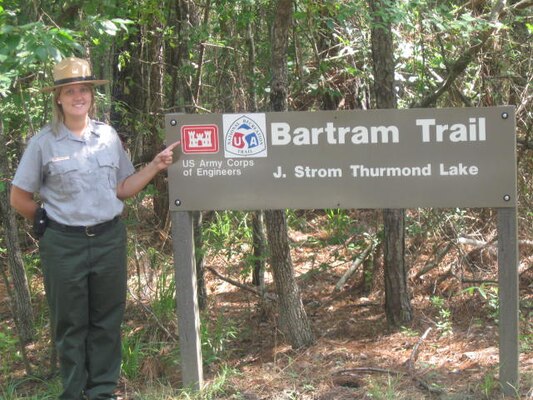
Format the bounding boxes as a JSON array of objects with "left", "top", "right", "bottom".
[{"left": 41, "top": 57, "right": 108, "bottom": 93}]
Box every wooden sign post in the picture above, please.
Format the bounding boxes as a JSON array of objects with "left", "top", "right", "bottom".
[
  {"left": 171, "top": 211, "right": 203, "bottom": 389},
  {"left": 497, "top": 208, "right": 519, "bottom": 395}
]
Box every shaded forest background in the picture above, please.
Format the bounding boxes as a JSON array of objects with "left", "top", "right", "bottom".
[{"left": 0, "top": 0, "right": 532, "bottom": 399}]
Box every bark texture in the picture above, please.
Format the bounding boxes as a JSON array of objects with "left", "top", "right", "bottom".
[
  {"left": 0, "top": 119, "right": 35, "bottom": 344},
  {"left": 369, "top": 0, "right": 412, "bottom": 326},
  {"left": 266, "top": 0, "right": 314, "bottom": 348},
  {"left": 265, "top": 209, "right": 314, "bottom": 348}
]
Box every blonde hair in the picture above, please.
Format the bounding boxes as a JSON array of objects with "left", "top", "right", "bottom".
[{"left": 51, "top": 85, "right": 96, "bottom": 135}]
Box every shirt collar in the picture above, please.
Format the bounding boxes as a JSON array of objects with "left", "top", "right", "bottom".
[
  {"left": 87, "top": 119, "right": 101, "bottom": 137},
  {"left": 55, "top": 119, "right": 100, "bottom": 141}
]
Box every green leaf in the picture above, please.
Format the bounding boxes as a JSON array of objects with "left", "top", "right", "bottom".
[
  {"left": 112, "top": 18, "right": 133, "bottom": 31},
  {"left": 48, "top": 47, "right": 62, "bottom": 61},
  {"left": 57, "top": 30, "right": 75, "bottom": 41},
  {"left": 0, "top": 24, "right": 15, "bottom": 34},
  {"left": 35, "top": 46, "right": 48, "bottom": 61},
  {"left": 101, "top": 20, "right": 118, "bottom": 35}
]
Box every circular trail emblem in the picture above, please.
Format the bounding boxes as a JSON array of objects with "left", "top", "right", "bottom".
[{"left": 224, "top": 115, "right": 267, "bottom": 157}]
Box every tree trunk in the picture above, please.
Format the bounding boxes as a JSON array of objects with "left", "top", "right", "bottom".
[
  {"left": 383, "top": 209, "right": 412, "bottom": 325},
  {"left": 0, "top": 120, "right": 35, "bottom": 345},
  {"left": 267, "top": 0, "right": 314, "bottom": 349},
  {"left": 251, "top": 211, "right": 266, "bottom": 291},
  {"left": 147, "top": 19, "right": 169, "bottom": 224},
  {"left": 369, "top": 0, "right": 412, "bottom": 326},
  {"left": 244, "top": 6, "right": 267, "bottom": 293},
  {"left": 315, "top": 0, "right": 341, "bottom": 111},
  {"left": 265, "top": 209, "right": 314, "bottom": 348},
  {"left": 193, "top": 0, "right": 211, "bottom": 104},
  {"left": 171, "top": 0, "right": 197, "bottom": 113}
]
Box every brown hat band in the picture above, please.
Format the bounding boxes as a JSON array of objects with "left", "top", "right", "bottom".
[{"left": 53, "top": 75, "right": 98, "bottom": 86}]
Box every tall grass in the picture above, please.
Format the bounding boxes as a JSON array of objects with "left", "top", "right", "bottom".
[{"left": 0, "top": 376, "right": 62, "bottom": 400}]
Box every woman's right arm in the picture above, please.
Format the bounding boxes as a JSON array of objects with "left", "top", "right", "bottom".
[{"left": 10, "top": 185, "right": 38, "bottom": 220}]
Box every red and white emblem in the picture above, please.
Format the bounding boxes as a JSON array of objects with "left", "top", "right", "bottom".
[{"left": 181, "top": 125, "right": 219, "bottom": 153}]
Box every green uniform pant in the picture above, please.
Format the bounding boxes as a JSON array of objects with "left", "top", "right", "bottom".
[{"left": 40, "top": 220, "right": 127, "bottom": 400}]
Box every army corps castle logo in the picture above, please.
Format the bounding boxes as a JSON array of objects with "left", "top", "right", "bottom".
[
  {"left": 181, "top": 124, "right": 219, "bottom": 154},
  {"left": 223, "top": 114, "right": 267, "bottom": 158}
]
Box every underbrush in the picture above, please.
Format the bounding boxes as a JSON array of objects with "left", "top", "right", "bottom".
[{"left": 0, "top": 207, "right": 532, "bottom": 399}]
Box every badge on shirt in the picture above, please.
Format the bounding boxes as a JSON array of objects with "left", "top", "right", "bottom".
[{"left": 51, "top": 156, "right": 71, "bottom": 162}]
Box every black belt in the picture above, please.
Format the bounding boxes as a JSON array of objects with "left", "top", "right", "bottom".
[{"left": 47, "top": 216, "right": 120, "bottom": 237}]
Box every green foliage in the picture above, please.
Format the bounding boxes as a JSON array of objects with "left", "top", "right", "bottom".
[
  {"left": 324, "top": 208, "right": 353, "bottom": 244},
  {"left": 127, "top": 241, "right": 176, "bottom": 320},
  {"left": 395, "top": 0, "right": 496, "bottom": 107},
  {"left": 0, "top": 11, "right": 83, "bottom": 95},
  {"left": 286, "top": 209, "right": 310, "bottom": 232},
  {"left": 366, "top": 374, "right": 404, "bottom": 399},
  {"left": 0, "top": 376, "right": 62, "bottom": 400},
  {"left": 121, "top": 327, "right": 150, "bottom": 380},
  {"left": 191, "top": 364, "right": 240, "bottom": 399},
  {"left": 201, "top": 313, "right": 238, "bottom": 365},
  {"left": 84, "top": 16, "right": 132, "bottom": 43},
  {"left": 430, "top": 295, "right": 453, "bottom": 337},
  {"left": 22, "top": 252, "right": 41, "bottom": 283},
  {"left": 203, "top": 211, "right": 252, "bottom": 262},
  {"left": 477, "top": 370, "right": 498, "bottom": 399},
  {"left": 152, "top": 255, "right": 176, "bottom": 321},
  {"left": 132, "top": 365, "right": 240, "bottom": 399},
  {"left": 463, "top": 283, "right": 499, "bottom": 322},
  {"left": 400, "top": 325, "right": 421, "bottom": 338},
  {"left": 0, "top": 328, "right": 20, "bottom": 376}
]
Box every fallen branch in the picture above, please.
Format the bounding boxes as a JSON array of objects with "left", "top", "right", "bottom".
[
  {"left": 206, "top": 266, "right": 277, "bottom": 301},
  {"left": 507, "top": 0, "right": 533, "bottom": 12},
  {"left": 520, "top": 264, "right": 533, "bottom": 278},
  {"left": 407, "top": 327, "right": 432, "bottom": 371},
  {"left": 334, "top": 367, "right": 397, "bottom": 375},
  {"left": 457, "top": 237, "right": 497, "bottom": 248},
  {"left": 334, "top": 243, "right": 373, "bottom": 291},
  {"left": 415, "top": 242, "right": 454, "bottom": 279},
  {"left": 460, "top": 278, "right": 498, "bottom": 285},
  {"left": 127, "top": 288, "right": 178, "bottom": 341},
  {"left": 458, "top": 237, "right": 533, "bottom": 249}
]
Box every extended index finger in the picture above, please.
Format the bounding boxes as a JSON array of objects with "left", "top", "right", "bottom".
[{"left": 165, "top": 140, "right": 181, "bottom": 152}]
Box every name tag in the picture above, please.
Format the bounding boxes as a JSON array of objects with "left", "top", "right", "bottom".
[{"left": 51, "top": 156, "right": 71, "bottom": 162}]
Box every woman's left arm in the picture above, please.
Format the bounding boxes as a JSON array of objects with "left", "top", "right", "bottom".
[{"left": 116, "top": 141, "right": 180, "bottom": 200}]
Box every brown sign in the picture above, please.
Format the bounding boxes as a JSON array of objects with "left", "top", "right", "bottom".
[{"left": 165, "top": 106, "right": 516, "bottom": 211}]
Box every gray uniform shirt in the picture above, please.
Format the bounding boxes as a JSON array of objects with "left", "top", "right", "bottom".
[{"left": 12, "top": 119, "right": 135, "bottom": 226}]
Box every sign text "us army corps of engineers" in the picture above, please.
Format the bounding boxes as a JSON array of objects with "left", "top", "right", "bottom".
[{"left": 165, "top": 106, "right": 516, "bottom": 211}]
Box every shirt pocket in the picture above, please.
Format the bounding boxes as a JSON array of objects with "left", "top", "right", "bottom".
[
  {"left": 95, "top": 152, "right": 119, "bottom": 189},
  {"left": 47, "top": 159, "right": 83, "bottom": 195}
]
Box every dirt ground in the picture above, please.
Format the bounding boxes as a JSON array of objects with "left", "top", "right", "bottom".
[
  {"left": 1, "top": 210, "right": 532, "bottom": 399},
  {"left": 184, "top": 222, "right": 533, "bottom": 400}
]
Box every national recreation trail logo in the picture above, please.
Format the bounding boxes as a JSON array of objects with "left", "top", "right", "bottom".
[
  {"left": 223, "top": 114, "right": 267, "bottom": 158},
  {"left": 181, "top": 124, "right": 219, "bottom": 154}
]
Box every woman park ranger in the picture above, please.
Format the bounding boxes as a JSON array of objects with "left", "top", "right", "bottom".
[{"left": 10, "top": 57, "right": 179, "bottom": 400}]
